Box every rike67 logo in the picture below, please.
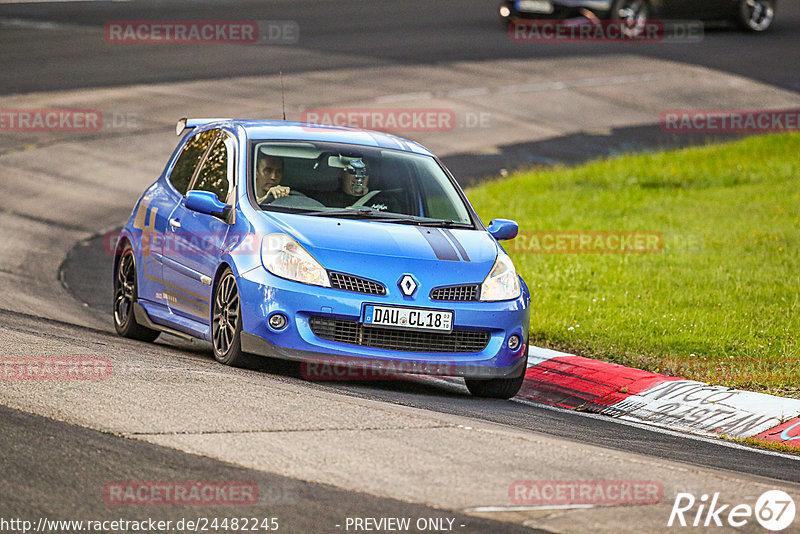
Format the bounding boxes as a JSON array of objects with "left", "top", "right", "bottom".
[{"left": 668, "top": 490, "right": 796, "bottom": 531}]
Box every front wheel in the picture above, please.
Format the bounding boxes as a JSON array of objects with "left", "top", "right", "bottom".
[
  {"left": 113, "top": 244, "right": 160, "bottom": 342},
  {"left": 465, "top": 373, "right": 526, "bottom": 399},
  {"left": 212, "top": 268, "right": 256, "bottom": 368},
  {"left": 737, "top": 0, "right": 774, "bottom": 32},
  {"left": 465, "top": 351, "right": 527, "bottom": 399}
]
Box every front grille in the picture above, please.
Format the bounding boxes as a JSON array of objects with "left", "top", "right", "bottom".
[
  {"left": 328, "top": 272, "right": 386, "bottom": 295},
  {"left": 430, "top": 284, "right": 480, "bottom": 302},
  {"left": 309, "top": 317, "right": 490, "bottom": 353}
]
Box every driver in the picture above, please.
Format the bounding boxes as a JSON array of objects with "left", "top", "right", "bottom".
[{"left": 255, "top": 155, "right": 290, "bottom": 203}]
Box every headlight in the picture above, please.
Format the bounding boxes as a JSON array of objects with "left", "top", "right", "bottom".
[
  {"left": 480, "top": 253, "right": 521, "bottom": 301},
  {"left": 261, "top": 233, "right": 330, "bottom": 287}
]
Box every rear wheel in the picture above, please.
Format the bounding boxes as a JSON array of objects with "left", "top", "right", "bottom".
[
  {"left": 212, "top": 268, "right": 257, "bottom": 368},
  {"left": 737, "top": 0, "right": 774, "bottom": 32},
  {"left": 113, "top": 244, "right": 160, "bottom": 342}
]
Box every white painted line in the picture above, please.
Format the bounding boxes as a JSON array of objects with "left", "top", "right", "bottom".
[
  {"left": 522, "top": 345, "right": 800, "bottom": 447},
  {"left": 497, "top": 72, "right": 668, "bottom": 94},
  {"left": 373, "top": 72, "right": 668, "bottom": 105},
  {"left": 465, "top": 504, "right": 595, "bottom": 512},
  {"left": 374, "top": 92, "right": 434, "bottom": 104},
  {"left": 447, "top": 87, "right": 491, "bottom": 98},
  {"left": 0, "top": 17, "right": 91, "bottom": 31},
  {"left": 617, "top": 380, "right": 800, "bottom": 438},
  {"left": 513, "top": 397, "right": 800, "bottom": 462},
  {"left": 0, "top": 0, "right": 128, "bottom": 3},
  {"left": 527, "top": 345, "right": 575, "bottom": 366},
  {"left": 347, "top": 347, "right": 798, "bottom": 455}
]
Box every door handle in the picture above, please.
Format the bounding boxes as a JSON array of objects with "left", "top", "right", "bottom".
[{"left": 169, "top": 218, "right": 181, "bottom": 229}]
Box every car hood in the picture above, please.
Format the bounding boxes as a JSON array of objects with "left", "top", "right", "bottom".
[{"left": 258, "top": 212, "right": 500, "bottom": 285}]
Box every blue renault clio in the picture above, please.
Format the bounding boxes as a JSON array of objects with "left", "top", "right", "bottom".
[{"left": 113, "top": 119, "right": 530, "bottom": 398}]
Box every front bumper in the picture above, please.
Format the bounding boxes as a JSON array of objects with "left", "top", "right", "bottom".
[
  {"left": 237, "top": 267, "right": 530, "bottom": 378},
  {"left": 241, "top": 332, "right": 529, "bottom": 379}
]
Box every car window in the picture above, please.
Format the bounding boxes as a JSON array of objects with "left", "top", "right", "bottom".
[
  {"left": 252, "top": 141, "right": 473, "bottom": 225},
  {"left": 413, "top": 157, "right": 468, "bottom": 222},
  {"left": 169, "top": 129, "right": 218, "bottom": 195},
  {"left": 191, "top": 134, "right": 231, "bottom": 203}
]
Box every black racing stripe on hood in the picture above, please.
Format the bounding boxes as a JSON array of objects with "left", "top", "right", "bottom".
[
  {"left": 415, "top": 227, "right": 460, "bottom": 261},
  {"left": 442, "top": 228, "right": 470, "bottom": 263}
]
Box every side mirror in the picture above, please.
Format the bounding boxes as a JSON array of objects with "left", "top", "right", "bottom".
[
  {"left": 487, "top": 219, "right": 518, "bottom": 241},
  {"left": 185, "top": 190, "right": 231, "bottom": 219}
]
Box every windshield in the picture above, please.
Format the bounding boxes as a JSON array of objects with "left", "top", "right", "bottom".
[{"left": 250, "top": 141, "right": 474, "bottom": 226}]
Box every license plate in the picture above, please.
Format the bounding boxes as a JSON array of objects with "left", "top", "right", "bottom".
[
  {"left": 363, "top": 305, "right": 453, "bottom": 333},
  {"left": 516, "top": 0, "right": 554, "bottom": 13}
]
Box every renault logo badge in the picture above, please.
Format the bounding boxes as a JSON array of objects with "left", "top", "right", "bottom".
[{"left": 398, "top": 275, "right": 418, "bottom": 297}]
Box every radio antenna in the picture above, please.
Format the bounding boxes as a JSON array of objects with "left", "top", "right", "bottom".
[{"left": 280, "top": 70, "right": 286, "bottom": 121}]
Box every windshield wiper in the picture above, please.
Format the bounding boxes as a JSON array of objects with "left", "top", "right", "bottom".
[
  {"left": 303, "top": 209, "right": 422, "bottom": 221},
  {"left": 302, "top": 208, "right": 390, "bottom": 219},
  {"left": 411, "top": 219, "right": 473, "bottom": 228},
  {"left": 302, "top": 209, "right": 473, "bottom": 228}
]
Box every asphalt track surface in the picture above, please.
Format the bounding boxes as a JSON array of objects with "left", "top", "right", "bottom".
[
  {"left": 0, "top": 403, "right": 544, "bottom": 534},
  {"left": 1, "top": 0, "right": 799, "bottom": 95},
  {"left": 2, "top": 0, "right": 798, "bottom": 179},
  {"left": 3, "top": 1, "right": 800, "bottom": 532},
  {"left": 59, "top": 236, "right": 800, "bottom": 486}
]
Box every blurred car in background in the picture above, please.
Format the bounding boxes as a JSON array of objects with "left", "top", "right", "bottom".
[{"left": 499, "top": 0, "right": 776, "bottom": 32}]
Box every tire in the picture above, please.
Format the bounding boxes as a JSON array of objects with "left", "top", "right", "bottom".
[
  {"left": 113, "top": 244, "right": 160, "bottom": 342},
  {"left": 212, "top": 268, "right": 257, "bottom": 368},
  {"left": 465, "top": 373, "right": 525, "bottom": 399},
  {"left": 737, "top": 0, "right": 774, "bottom": 32},
  {"left": 465, "top": 350, "right": 528, "bottom": 399},
  {"left": 610, "top": 0, "right": 650, "bottom": 38}
]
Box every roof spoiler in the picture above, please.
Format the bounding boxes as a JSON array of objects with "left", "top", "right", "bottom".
[{"left": 175, "top": 117, "right": 232, "bottom": 136}]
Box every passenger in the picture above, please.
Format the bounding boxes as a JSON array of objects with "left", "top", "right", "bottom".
[{"left": 325, "top": 160, "right": 372, "bottom": 208}]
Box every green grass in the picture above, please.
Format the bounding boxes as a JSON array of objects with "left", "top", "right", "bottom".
[
  {"left": 467, "top": 134, "right": 800, "bottom": 397},
  {"left": 729, "top": 436, "right": 800, "bottom": 455}
]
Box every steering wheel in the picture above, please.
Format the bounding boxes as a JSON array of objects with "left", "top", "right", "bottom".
[{"left": 269, "top": 190, "right": 325, "bottom": 209}]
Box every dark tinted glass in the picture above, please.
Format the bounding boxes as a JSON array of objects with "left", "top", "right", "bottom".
[
  {"left": 169, "top": 129, "right": 217, "bottom": 195},
  {"left": 251, "top": 141, "right": 471, "bottom": 224},
  {"left": 191, "top": 136, "right": 230, "bottom": 203}
]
